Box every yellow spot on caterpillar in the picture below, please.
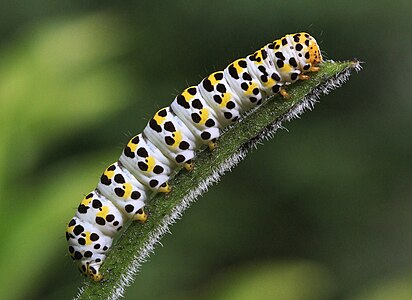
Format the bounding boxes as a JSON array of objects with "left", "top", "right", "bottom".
[
  {"left": 286, "top": 33, "right": 302, "bottom": 44},
  {"left": 96, "top": 206, "right": 109, "bottom": 219},
  {"left": 219, "top": 92, "right": 232, "bottom": 108},
  {"left": 67, "top": 225, "right": 74, "bottom": 233},
  {"left": 104, "top": 166, "right": 115, "bottom": 179},
  {"left": 253, "top": 48, "right": 266, "bottom": 65},
  {"left": 244, "top": 82, "right": 258, "bottom": 96},
  {"left": 122, "top": 183, "right": 133, "bottom": 199},
  {"left": 154, "top": 109, "right": 167, "bottom": 125},
  {"left": 209, "top": 72, "right": 222, "bottom": 86},
  {"left": 172, "top": 131, "right": 182, "bottom": 148},
  {"left": 127, "top": 137, "right": 139, "bottom": 152},
  {"left": 81, "top": 196, "right": 92, "bottom": 207},
  {"left": 181, "top": 88, "right": 195, "bottom": 102},
  {"left": 264, "top": 77, "right": 276, "bottom": 88},
  {"left": 282, "top": 64, "right": 292, "bottom": 73},
  {"left": 146, "top": 156, "right": 156, "bottom": 172},
  {"left": 84, "top": 232, "right": 93, "bottom": 245},
  {"left": 233, "top": 59, "right": 245, "bottom": 74},
  {"left": 199, "top": 108, "right": 209, "bottom": 125}
]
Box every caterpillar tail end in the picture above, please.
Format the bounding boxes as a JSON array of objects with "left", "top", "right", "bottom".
[
  {"left": 89, "top": 270, "right": 103, "bottom": 282},
  {"left": 81, "top": 261, "right": 104, "bottom": 282},
  {"left": 133, "top": 208, "right": 148, "bottom": 223},
  {"left": 159, "top": 182, "right": 172, "bottom": 193}
]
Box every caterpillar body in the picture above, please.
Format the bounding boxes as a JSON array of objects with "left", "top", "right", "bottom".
[{"left": 66, "top": 32, "right": 323, "bottom": 281}]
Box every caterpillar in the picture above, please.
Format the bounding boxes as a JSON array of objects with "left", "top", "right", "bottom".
[{"left": 66, "top": 32, "right": 323, "bottom": 281}]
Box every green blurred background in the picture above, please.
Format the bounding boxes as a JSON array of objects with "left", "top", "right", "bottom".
[{"left": 0, "top": 1, "right": 411, "bottom": 299}]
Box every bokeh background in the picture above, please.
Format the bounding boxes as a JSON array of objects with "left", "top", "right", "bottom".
[{"left": 0, "top": 1, "right": 411, "bottom": 299}]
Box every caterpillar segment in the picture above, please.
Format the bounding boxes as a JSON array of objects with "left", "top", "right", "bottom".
[
  {"left": 246, "top": 46, "right": 283, "bottom": 97},
  {"left": 119, "top": 133, "right": 173, "bottom": 193},
  {"left": 66, "top": 216, "right": 114, "bottom": 281},
  {"left": 170, "top": 86, "right": 221, "bottom": 151},
  {"left": 143, "top": 106, "right": 200, "bottom": 171},
  {"left": 96, "top": 162, "right": 150, "bottom": 219},
  {"left": 223, "top": 58, "right": 264, "bottom": 110},
  {"left": 66, "top": 32, "right": 323, "bottom": 281},
  {"left": 198, "top": 71, "right": 243, "bottom": 127}
]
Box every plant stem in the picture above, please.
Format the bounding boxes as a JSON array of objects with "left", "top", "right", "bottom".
[{"left": 75, "top": 60, "right": 361, "bottom": 300}]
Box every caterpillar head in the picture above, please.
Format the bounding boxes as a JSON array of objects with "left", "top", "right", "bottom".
[
  {"left": 80, "top": 255, "right": 105, "bottom": 282},
  {"left": 304, "top": 33, "right": 323, "bottom": 66}
]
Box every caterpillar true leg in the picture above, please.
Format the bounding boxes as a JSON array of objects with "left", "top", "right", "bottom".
[
  {"left": 311, "top": 66, "right": 321, "bottom": 72},
  {"left": 133, "top": 208, "right": 148, "bottom": 223},
  {"left": 279, "top": 88, "right": 290, "bottom": 99},
  {"left": 208, "top": 139, "right": 217, "bottom": 151},
  {"left": 184, "top": 160, "right": 194, "bottom": 171},
  {"left": 158, "top": 182, "right": 172, "bottom": 193}
]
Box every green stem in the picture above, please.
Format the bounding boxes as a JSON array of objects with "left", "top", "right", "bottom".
[{"left": 75, "top": 60, "right": 361, "bottom": 300}]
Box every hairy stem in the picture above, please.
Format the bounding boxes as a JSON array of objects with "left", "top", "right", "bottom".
[{"left": 75, "top": 60, "right": 361, "bottom": 300}]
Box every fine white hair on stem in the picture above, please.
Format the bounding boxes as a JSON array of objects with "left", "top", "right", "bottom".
[{"left": 75, "top": 60, "right": 361, "bottom": 300}]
